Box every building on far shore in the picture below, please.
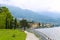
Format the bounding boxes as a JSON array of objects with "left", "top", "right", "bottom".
[
  {"left": 28, "top": 22, "right": 40, "bottom": 28},
  {"left": 45, "top": 23, "right": 54, "bottom": 28},
  {"left": 28, "top": 22, "right": 54, "bottom": 28},
  {"left": 40, "top": 23, "right": 54, "bottom": 28}
]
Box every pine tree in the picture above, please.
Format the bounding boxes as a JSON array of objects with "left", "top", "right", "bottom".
[{"left": 14, "top": 18, "right": 17, "bottom": 29}]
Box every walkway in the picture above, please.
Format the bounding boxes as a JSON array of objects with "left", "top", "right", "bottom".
[{"left": 25, "top": 31, "right": 39, "bottom": 40}]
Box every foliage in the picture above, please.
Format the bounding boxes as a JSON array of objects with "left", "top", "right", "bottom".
[
  {"left": 0, "top": 6, "right": 13, "bottom": 29},
  {"left": 14, "top": 18, "right": 17, "bottom": 29},
  {"left": 20, "top": 19, "right": 29, "bottom": 30}
]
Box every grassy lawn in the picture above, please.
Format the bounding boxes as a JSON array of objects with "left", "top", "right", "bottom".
[{"left": 0, "top": 29, "right": 26, "bottom": 40}]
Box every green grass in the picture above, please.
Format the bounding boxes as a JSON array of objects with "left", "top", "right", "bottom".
[{"left": 0, "top": 29, "right": 26, "bottom": 40}]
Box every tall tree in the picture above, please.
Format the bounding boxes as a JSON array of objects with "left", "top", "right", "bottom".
[
  {"left": 20, "top": 19, "right": 29, "bottom": 30},
  {"left": 14, "top": 18, "right": 17, "bottom": 29},
  {"left": 5, "top": 16, "right": 8, "bottom": 29},
  {"left": 10, "top": 19, "right": 14, "bottom": 29},
  {"left": 0, "top": 6, "right": 13, "bottom": 29}
]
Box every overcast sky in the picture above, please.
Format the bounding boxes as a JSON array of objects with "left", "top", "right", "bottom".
[{"left": 0, "top": 0, "right": 60, "bottom": 13}]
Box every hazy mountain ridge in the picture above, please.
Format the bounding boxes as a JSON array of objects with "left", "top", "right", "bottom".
[
  {"left": 38, "top": 12, "right": 60, "bottom": 19},
  {"left": 0, "top": 4, "right": 60, "bottom": 24}
]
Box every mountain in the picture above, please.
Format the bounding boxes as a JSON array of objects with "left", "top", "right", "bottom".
[
  {"left": 38, "top": 12, "right": 60, "bottom": 19},
  {"left": 0, "top": 4, "right": 60, "bottom": 24}
]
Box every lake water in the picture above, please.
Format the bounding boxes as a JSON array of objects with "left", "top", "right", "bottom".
[{"left": 35, "top": 27, "right": 60, "bottom": 40}]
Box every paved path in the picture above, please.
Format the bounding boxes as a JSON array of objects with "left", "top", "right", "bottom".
[{"left": 25, "top": 31, "right": 39, "bottom": 40}]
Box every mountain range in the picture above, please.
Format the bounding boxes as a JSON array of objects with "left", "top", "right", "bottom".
[{"left": 0, "top": 4, "right": 60, "bottom": 25}]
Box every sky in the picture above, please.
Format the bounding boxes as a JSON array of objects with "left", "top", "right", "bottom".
[{"left": 0, "top": 0, "right": 60, "bottom": 13}]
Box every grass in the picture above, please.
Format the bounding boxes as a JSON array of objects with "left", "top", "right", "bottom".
[{"left": 0, "top": 29, "right": 26, "bottom": 40}]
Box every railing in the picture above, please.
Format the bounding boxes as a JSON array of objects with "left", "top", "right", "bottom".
[{"left": 26, "top": 29, "right": 53, "bottom": 40}]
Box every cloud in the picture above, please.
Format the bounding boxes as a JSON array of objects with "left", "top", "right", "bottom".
[{"left": 0, "top": 0, "right": 60, "bottom": 12}]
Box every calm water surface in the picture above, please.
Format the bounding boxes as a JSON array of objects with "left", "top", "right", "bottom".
[{"left": 35, "top": 27, "right": 60, "bottom": 40}]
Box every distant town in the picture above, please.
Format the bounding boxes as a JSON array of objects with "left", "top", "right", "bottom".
[{"left": 18, "top": 18, "right": 54, "bottom": 29}]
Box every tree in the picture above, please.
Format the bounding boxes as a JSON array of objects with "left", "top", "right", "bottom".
[
  {"left": 5, "top": 16, "right": 8, "bottom": 29},
  {"left": 14, "top": 18, "right": 17, "bottom": 29},
  {"left": 20, "top": 19, "right": 29, "bottom": 30},
  {"left": 10, "top": 19, "right": 14, "bottom": 29},
  {"left": 0, "top": 6, "right": 13, "bottom": 29}
]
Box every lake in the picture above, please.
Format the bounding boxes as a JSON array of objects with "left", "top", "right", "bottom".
[{"left": 35, "top": 27, "right": 60, "bottom": 40}]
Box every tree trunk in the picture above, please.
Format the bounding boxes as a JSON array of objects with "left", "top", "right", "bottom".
[{"left": 24, "top": 27, "right": 26, "bottom": 31}]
